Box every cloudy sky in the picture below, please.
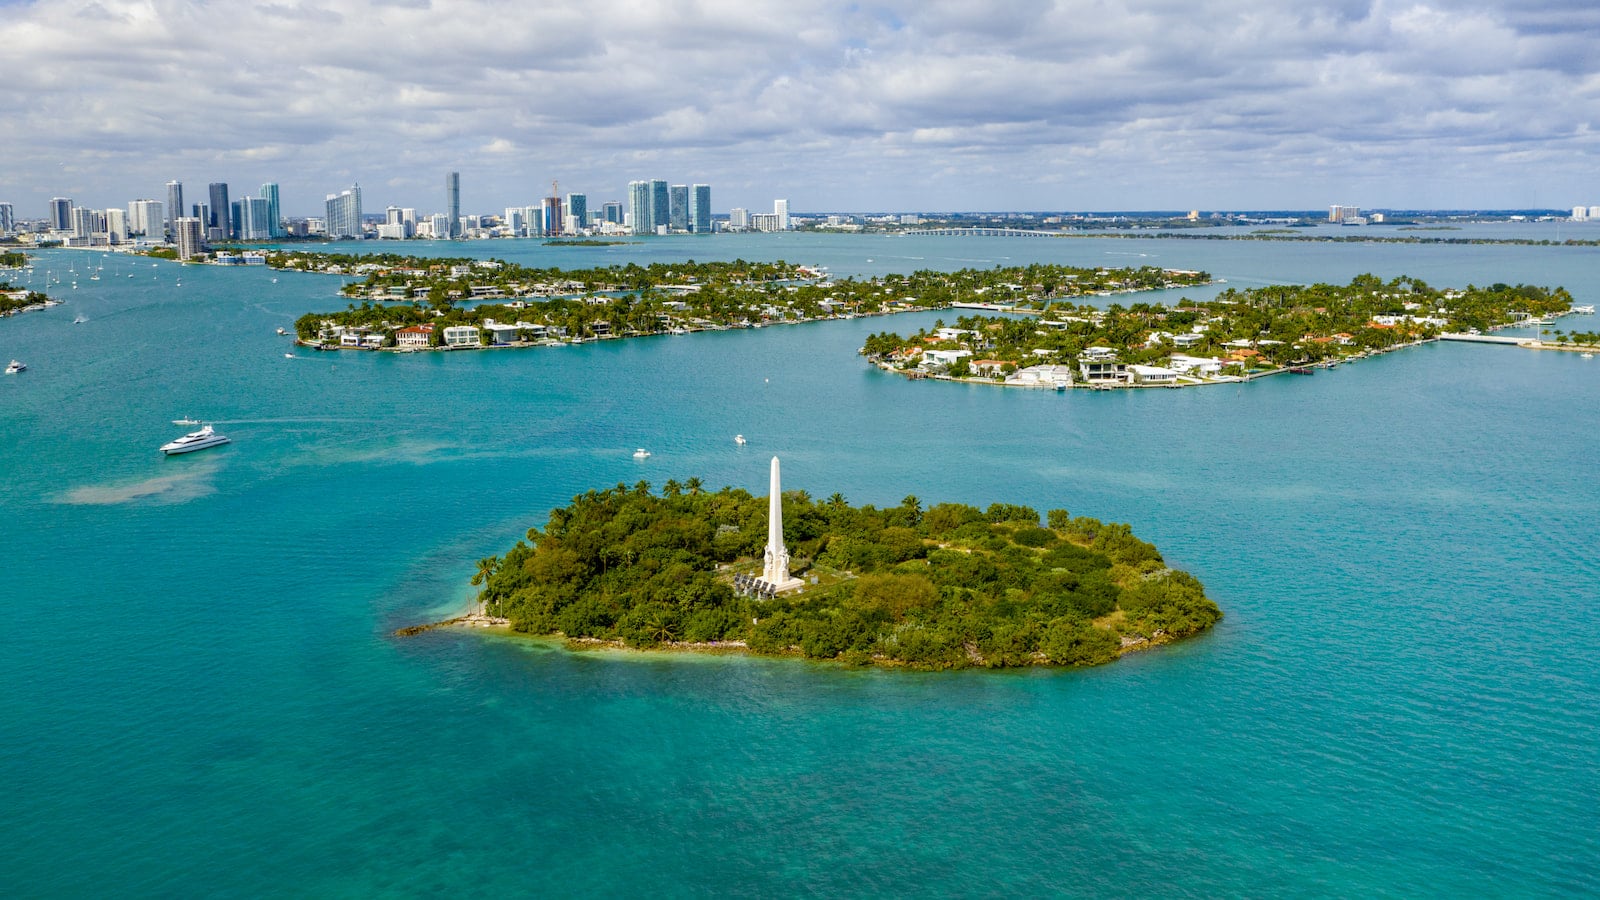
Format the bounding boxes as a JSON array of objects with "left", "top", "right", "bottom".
[{"left": 4, "top": 0, "right": 1599, "bottom": 217}]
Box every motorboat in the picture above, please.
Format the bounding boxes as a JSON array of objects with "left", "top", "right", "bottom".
[
  {"left": 284, "top": 352, "right": 296, "bottom": 359},
  {"left": 1583, "top": 352, "right": 1595, "bottom": 359},
  {"left": 632, "top": 448, "right": 651, "bottom": 459},
  {"left": 735, "top": 434, "right": 747, "bottom": 445},
  {"left": 161, "top": 424, "right": 230, "bottom": 455},
  {"left": 172, "top": 417, "right": 200, "bottom": 426},
  {"left": 277, "top": 327, "right": 288, "bottom": 335},
  {"left": 5, "top": 359, "right": 25, "bottom": 374}
]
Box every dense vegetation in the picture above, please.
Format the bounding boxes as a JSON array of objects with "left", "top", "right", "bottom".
[
  {"left": 863, "top": 274, "right": 1576, "bottom": 375},
  {"left": 0, "top": 251, "right": 27, "bottom": 268},
  {"left": 476, "top": 482, "right": 1221, "bottom": 669}
]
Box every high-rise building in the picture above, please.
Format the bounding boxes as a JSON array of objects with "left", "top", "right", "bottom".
[
  {"left": 729, "top": 207, "right": 749, "bottom": 230},
  {"left": 446, "top": 172, "right": 461, "bottom": 238},
  {"left": 49, "top": 198, "right": 72, "bottom": 231},
  {"left": 104, "top": 208, "right": 127, "bottom": 244},
  {"left": 1329, "top": 205, "right": 1359, "bottom": 223},
  {"left": 1574, "top": 206, "right": 1588, "bottom": 221},
  {"left": 774, "top": 199, "right": 790, "bottom": 231},
  {"left": 566, "top": 194, "right": 587, "bottom": 232},
  {"left": 174, "top": 216, "right": 205, "bottom": 259},
  {"left": 429, "top": 213, "right": 450, "bottom": 239},
  {"left": 324, "top": 184, "right": 363, "bottom": 239},
  {"left": 650, "top": 180, "right": 670, "bottom": 234},
  {"left": 260, "top": 183, "right": 283, "bottom": 238},
  {"left": 603, "top": 202, "right": 623, "bottom": 225},
  {"left": 234, "top": 196, "right": 273, "bottom": 240},
  {"left": 208, "top": 183, "right": 231, "bottom": 238},
  {"left": 503, "top": 207, "right": 523, "bottom": 235},
  {"left": 542, "top": 195, "right": 564, "bottom": 236},
  {"left": 691, "top": 185, "right": 711, "bottom": 234},
  {"left": 128, "top": 199, "right": 162, "bottom": 238},
  {"left": 669, "top": 185, "right": 689, "bottom": 232},
  {"left": 628, "top": 181, "right": 651, "bottom": 235},
  {"left": 0, "top": 202, "right": 15, "bottom": 236},
  {"left": 70, "top": 206, "right": 95, "bottom": 239},
  {"left": 165, "top": 181, "right": 184, "bottom": 240}
]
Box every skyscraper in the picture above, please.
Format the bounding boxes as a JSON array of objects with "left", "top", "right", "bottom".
[
  {"left": 566, "top": 193, "right": 587, "bottom": 231},
  {"left": 128, "top": 199, "right": 162, "bottom": 238},
  {"left": 324, "top": 184, "right": 363, "bottom": 238},
  {"left": 208, "top": 183, "right": 231, "bottom": 239},
  {"left": 70, "top": 206, "right": 95, "bottom": 239},
  {"left": 691, "top": 185, "right": 711, "bottom": 234},
  {"left": 0, "top": 202, "right": 13, "bottom": 236},
  {"left": 446, "top": 172, "right": 461, "bottom": 239},
  {"left": 105, "top": 208, "right": 127, "bottom": 244},
  {"left": 260, "top": 183, "right": 283, "bottom": 238},
  {"left": 775, "top": 199, "right": 790, "bottom": 231},
  {"left": 49, "top": 197, "right": 72, "bottom": 231},
  {"left": 628, "top": 181, "right": 651, "bottom": 235},
  {"left": 649, "top": 180, "right": 670, "bottom": 234},
  {"left": 165, "top": 181, "right": 184, "bottom": 241},
  {"left": 603, "top": 202, "right": 623, "bottom": 225},
  {"left": 542, "top": 195, "right": 564, "bottom": 236},
  {"left": 669, "top": 185, "right": 689, "bottom": 232},
  {"left": 234, "top": 197, "right": 273, "bottom": 240},
  {"left": 174, "top": 217, "right": 204, "bottom": 259}
]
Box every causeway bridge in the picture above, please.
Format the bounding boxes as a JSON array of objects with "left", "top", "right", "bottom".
[
  {"left": 901, "top": 227, "right": 1063, "bottom": 237},
  {"left": 1438, "top": 333, "right": 1538, "bottom": 345}
]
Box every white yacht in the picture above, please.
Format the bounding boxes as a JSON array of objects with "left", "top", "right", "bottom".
[
  {"left": 632, "top": 448, "right": 651, "bottom": 459},
  {"left": 5, "top": 359, "right": 25, "bottom": 374},
  {"left": 161, "top": 424, "right": 230, "bottom": 455}
]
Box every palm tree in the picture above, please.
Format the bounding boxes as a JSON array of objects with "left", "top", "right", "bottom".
[{"left": 685, "top": 477, "right": 704, "bottom": 495}]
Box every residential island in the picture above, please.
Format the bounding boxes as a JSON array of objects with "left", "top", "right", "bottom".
[
  {"left": 861, "top": 275, "right": 1586, "bottom": 388},
  {"left": 277, "top": 253, "right": 1209, "bottom": 349},
  {"left": 469, "top": 474, "right": 1221, "bottom": 669},
  {"left": 2, "top": 253, "right": 59, "bottom": 319}
]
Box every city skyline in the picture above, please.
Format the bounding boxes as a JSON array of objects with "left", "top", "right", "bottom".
[{"left": 4, "top": 1, "right": 1600, "bottom": 214}]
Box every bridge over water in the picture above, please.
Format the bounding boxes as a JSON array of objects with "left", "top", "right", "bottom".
[{"left": 901, "top": 227, "right": 1064, "bottom": 238}]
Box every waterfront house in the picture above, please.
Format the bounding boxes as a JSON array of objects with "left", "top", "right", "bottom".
[
  {"left": 1079, "top": 359, "right": 1127, "bottom": 383},
  {"left": 442, "top": 325, "right": 481, "bottom": 347},
  {"left": 395, "top": 324, "right": 433, "bottom": 348},
  {"left": 921, "top": 348, "right": 973, "bottom": 371},
  {"left": 1128, "top": 364, "right": 1179, "bottom": 385},
  {"left": 970, "top": 359, "right": 1009, "bottom": 376},
  {"left": 1168, "top": 354, "right": 1223, "bottom": 376},
  {"left": 483, "top": 321, "right": 521, "bottom": 345},
  {"left": 1171, "top": 333, "right": 1206, "bottom": 348},
  {"left": 1006, "top": 364, "right": 1075, "bottom": 387},
  {"left": 1082, "top": 346, "right": 1118, "bottom": 361}
]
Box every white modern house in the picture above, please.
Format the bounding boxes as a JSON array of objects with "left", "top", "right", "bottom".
[
  {"left": 442, "top": 325, "right": 481, "bottom": 347},
  {"left": 1128, "top": 364, "right": 1179, "bottom": 385},
  {"left": 1168, "top": 354, "right": 1224, "bottom": 376}
]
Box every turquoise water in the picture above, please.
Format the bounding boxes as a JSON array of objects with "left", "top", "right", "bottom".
[{"left": 2, "top": 234, "right": 1598, "bottom": 895}]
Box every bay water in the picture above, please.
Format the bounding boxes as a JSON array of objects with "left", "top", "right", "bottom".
[{"left": 2, "top": 231, "right": 1597, "bottom": 895}]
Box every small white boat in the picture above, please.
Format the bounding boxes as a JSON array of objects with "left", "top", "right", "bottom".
[
  {"left": 277, "top": 327, "right": 288, "bottom": 336},
  {"left": 735, "top": 434, "right": 747, "bottom": 445},
  {"left": 284, "top": 352, "right": 295, "bottom": 359},
  {"left": 1583, "top": 352, "right": 1595, "bottom": 359},
  {"left": 5, "top": 359, "right": 25, "bottom": 374},
  {"left": 73, "top": 316, "right": 87, "bottom": 325},
  {"left": 161, "top": 424, "right": 230, "bottom": 455},
  {"left": 632, "top": 448, "right": 651, "bottom": 459},
  {"left": 172, "top": 417, "right": 200, "bottom": 426}
]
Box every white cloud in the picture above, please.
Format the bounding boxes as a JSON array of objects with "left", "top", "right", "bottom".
[{"left": 2, "top": 0, "right": 1599, "bottom": 214}]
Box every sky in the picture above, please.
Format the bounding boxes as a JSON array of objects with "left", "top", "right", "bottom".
[{"left": 4, "top": 0, "right": 1600, "bottom": 217}]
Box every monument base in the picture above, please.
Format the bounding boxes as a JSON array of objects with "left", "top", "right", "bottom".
[{"left": 732, "top": 572, "right": 806, "bottom": 598}]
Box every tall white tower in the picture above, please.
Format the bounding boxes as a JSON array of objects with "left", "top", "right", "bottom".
[{"left": 761, "top": 457, "right": 805, "bottom": 592}]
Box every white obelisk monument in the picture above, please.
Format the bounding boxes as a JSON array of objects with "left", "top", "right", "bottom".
[{"left": 761, "top": 456, "right": 805, "bottom": 592}]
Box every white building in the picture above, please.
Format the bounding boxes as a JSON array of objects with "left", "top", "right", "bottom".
[
  {"left": 1128, "top": 364, "right": 1179, "bottom": 385},
  {"left": 774, "top": 198, "right": 790, "bottom": 231},
  {"left": 1006, "top": 364, "right": 1075, "bottom": 387},
  {"left": 728, "top": 207, "right": 749, "bottom": 230},
  {"left": 1168, "top": 354, "right": 1224, "bottom": 376},
  {"left": 442, "top": 325, "right": 481, "bottom": 347},
  {"left": 128, "top": 199, "right": 163, "bottom": 239}
]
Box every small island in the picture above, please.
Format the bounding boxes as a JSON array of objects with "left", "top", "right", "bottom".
[
  {"left": 470, "top": 468, "right": 1221, "bottom": 669},
  {"left": 280, "top": 255, "right": 1209, "bottom": 350},
  {"left": 2, "top": 273, "right": 58, "bottom": 319},
  {"left": 861, "top": 274, "right": 1580, "bottom": 387}
]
